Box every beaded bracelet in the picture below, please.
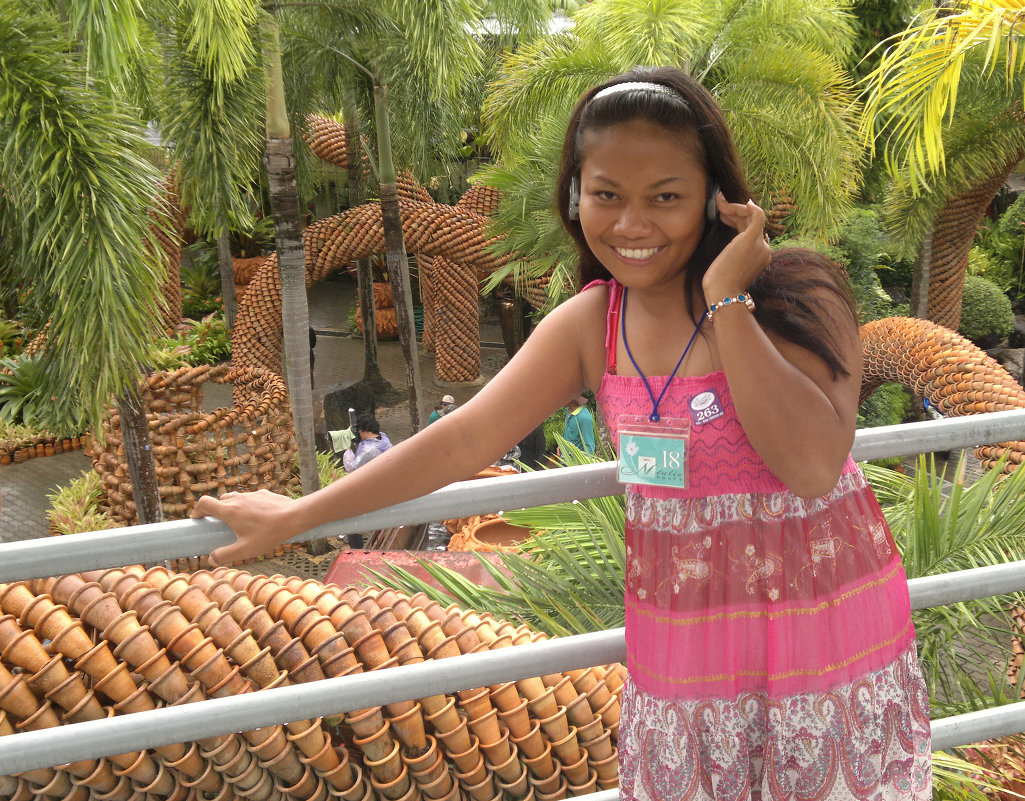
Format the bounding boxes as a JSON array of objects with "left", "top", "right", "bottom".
[{"left": 706, "top": 293, "right": 755, "bottom": 322}]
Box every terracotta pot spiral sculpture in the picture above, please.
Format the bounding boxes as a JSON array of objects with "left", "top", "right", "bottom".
[
  {"left": 860, "top": 316, "right": 1025, "bottom": 472},
  {"left": 0, "top": 570, "right": 624, "bottom": 800}
]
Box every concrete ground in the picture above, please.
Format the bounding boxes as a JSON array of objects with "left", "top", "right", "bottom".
[{"left": 0, "top": 273, "right": 510, "bottom": 575}]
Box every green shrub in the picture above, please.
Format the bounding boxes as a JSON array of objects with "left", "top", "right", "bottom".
[
  {"left": 0, "top": 320, "right": 24, "bottom": 358},
  {"left": 148, "top": 314, "right": 231, "bottom": 370},
  {"left": 181, "top": 242, "right": 223, "bottom": 319},
  {"left": 46, "top": 471, "right": 123, "bottom": 535},
  {"left": 976, "top": 194, "right": 1025, "bottom": 301},
  {"left": 0, "top": 353, "right": 82, "bottom": 436},
  {"left": 858, "top": 381, "right": 911, "bottom": 430},
  {"left": 858, "top": 381, "right": 912, "bottom": 469},
  {"left": 959, "top": 274, "right": 1014, "bottom": 348},
  {"left": 874, "top": 252, "right": 915, "bottom": 293}
]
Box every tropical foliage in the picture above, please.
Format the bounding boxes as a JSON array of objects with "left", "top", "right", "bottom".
[
  {"left": 0, "top": 3, "right": 168, "bottom": 432},
  {"left": 478, "top": 0, "right": 865, "bottom": 310},
  {"left": 47, "top": 471, "right": 124, "bottom": 537},
  {"left": 148, "top": 315, "right": 232, "bottom": 371},
  {"left": 371, "top": 441, "right": 625, "bottom": 636},
  {"left": 864, "top": 455, "right": 1025, "bottom": 713}
]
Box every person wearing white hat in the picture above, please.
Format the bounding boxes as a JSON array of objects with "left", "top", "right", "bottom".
[{"left": 427, "top": 393, "right": 458, "bottom": 425}]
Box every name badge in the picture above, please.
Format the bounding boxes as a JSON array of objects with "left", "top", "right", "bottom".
[
  {"left": 617, "top": 415, "right": 690, "bottom": 489},
  {"left": 688, "top": 389, "right": 724, "bottom": 425}
]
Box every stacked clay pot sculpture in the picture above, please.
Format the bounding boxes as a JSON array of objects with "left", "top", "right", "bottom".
[{"left": 0, "top": 570, "right": 623, "bottom": 800}]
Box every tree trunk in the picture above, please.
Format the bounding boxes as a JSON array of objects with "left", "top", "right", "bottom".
[
  {"left": 118, "top": 387, "right": 163, "bottom": 525},
  {"left": 925, "top": 150, "right": 1023, "bottom": 330},
  {"left": 373, "top": 80, "right": 423, "bottom": 431},
  {"left": 217, "top": 225, "right": 237, "bottom": 331},
  {"left": 262, "top": 12, "right": 321, "bottom": 524},
  {"left": 342, "top": 91, "right": 386, "bottom": 389},
  {"left": 910, "top": 227, "right": 932, "bottom": 319}
]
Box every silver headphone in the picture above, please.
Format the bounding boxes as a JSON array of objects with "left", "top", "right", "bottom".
[{"left": 567, "top": 177, "right": 720, "bottom": 224}]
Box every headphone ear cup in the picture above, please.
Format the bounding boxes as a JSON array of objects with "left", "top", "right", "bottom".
[
  {"left": 568, "top": 177, "right": 580, "bottom": 221},
  {"left": 706, "top": 184, "right": 720, "bottom": 224}
]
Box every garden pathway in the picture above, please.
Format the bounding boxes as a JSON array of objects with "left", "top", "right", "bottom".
[{"left": 0, "top": 274, "right": 509, "bottom": 547}]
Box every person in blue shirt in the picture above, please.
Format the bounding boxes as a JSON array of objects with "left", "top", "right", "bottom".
[
  {"left": 427, "top": 394, "right": 457, "bottom": 425},
  {"left": 562, "top": 395, "right": 596, "bottom": 454}
]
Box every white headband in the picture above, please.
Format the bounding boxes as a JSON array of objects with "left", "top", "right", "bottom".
[{"left": 591, "top": 81, "right": 681, "bottom": 102}]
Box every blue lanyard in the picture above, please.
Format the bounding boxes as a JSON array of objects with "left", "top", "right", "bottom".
[{"left": 621, "top": 288, "right": 706, "bottom": 422}]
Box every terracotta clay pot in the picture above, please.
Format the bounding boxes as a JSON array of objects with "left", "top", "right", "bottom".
[
  {"left": 510, "top": 720, "right": 545, "bottom": 760},
  {"left": 521, "top": 741, "right": 555, "bottom": 782},
  {"left": 550, "top": 724, "right": 582, "bottom": 767},
  {"left": 401, "top": 733, "right": 439, "bottom": 775},
  {"left": 537, "top": 705, "right": 569, "bottom": 743},
  {"left": 387, "top": 700, "right": 427, "bottom": 752},
  {"left": 416, "top": 764, "right": 456, "bottom": 800},
  {"left": 580, "top": 728, "right": 613, "bottom": 762},
  {"left": 477, "top": 726, "right": 512, "bottom": 771},
  {"left": 567, "top": 694, "right": 598, "bottom": 729},
  {"left": 484, "top": 733, "right": 522, "bottom": 784},
  {"left": 497, "top": 697, "right": 531, "bottom": 739},
  {"left": 574, "top": 711, "right": 603, "bottom": 744},
  {"left": 352, "top": 721, "right": 398, "bottom": 766},
  {"left": 550, "top": 675, "right": 577, "bottom": 707},
  {"left": 489, "top": 680, "right": 521, "bottom": 712},
  {"left": 363, "top": 739, "right": 404, "bottom": 785},
  {"left": 423, "top": 696, "right": 463, "bottom": 746},
  {"left": 443, "top": 731, "right": 481, "bottom": 775},
  {"left": 452, "top": 752, "right": 490, "bottom": 793},
  {"left": 466, "top": 707, "right": 501, "bottom": 748},
  {"left": 434, "top": 716, "right": 473, "bottom": 760},
  {"left": 532, "top": 771, "right": 567, "bottom": 801},
  {"left": 561, "top": 745, "right": 591, "bottom": 787},
  {"left": 590, "top": 750, "right": 619, "bottom": 783}
]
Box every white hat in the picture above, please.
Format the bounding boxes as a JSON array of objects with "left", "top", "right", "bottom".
[{"left": 441, "top": 394, "right": 455, "bottom": 404}]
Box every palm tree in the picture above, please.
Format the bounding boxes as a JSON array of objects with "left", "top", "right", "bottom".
[
  {"left": 860, "top": 1, "right": 1025, "bottom": 328},
  {"left": 284, "top": 0, "right": 550, "bottom": 430},
  {"left": 479, "top": 0, "right": 864, "bottom": 303},
  {"left": 0, "top": 3, "right": 169, "bottom": 520}
]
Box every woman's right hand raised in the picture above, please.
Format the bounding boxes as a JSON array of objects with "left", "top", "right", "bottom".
[{"left": 191, "top": 489, "right": 300, "bottom": 567}]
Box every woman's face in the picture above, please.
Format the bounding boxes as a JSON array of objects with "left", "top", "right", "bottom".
[{"left": 577, "top": 120, "right": 708, "bottom": 296}]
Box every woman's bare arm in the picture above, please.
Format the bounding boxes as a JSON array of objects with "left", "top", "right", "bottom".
[{"left": 192, "top": 289, "right": 609, "bottom": 565}]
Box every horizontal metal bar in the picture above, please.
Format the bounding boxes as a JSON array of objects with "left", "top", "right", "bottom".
[
  {"left": 0, "top": 463, "right": 622, "bottom": 582},
  {"left": 908, "top": 560, "right": 1025, "bottom": 610},
  {"left": 3, "top": 411, "right": 1025, "bottom": 582},
  {"left": 930, "top": 700, "right": 1025, "bottom": 752},
  {"left": 0, "top": 629, "right": 627, "bottom": 775},
  {"left": 850, "top": 408, "right": 1025, "bottom": 463}
]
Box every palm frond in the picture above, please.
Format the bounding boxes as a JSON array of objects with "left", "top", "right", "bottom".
[
  {"left": 715, "top": 43, "right": 864, "bottom": 238},
  {"left": 879, "top": 453, "right": 1025, "bottom": 712},
  {"left": 480, "top": 37, "right": 615, "bottom": 159},
  {"left": 860, "top": 2, "right": 1025, "bottom": 192},
  {"left": 880, "top": 65, "right": 1025, "bottom": 257},
  {"left": 0, "top": 4, "right": 167, "bottom": 431},
  {"left": 374, "top": 443, "right": 626, "bottom": 636},
  {"left": 161, "top": 16, "right": 266, "bottom": 236},
  {"left": 178, "top": 0, "right": 261, "bottom": 101}
]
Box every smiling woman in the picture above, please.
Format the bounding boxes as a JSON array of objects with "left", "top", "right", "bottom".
[{"left": 194, "top": 65, "right": 930, "bottom": 801}]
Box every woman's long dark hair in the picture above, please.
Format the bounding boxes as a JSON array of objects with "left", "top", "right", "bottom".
[{"left": 558, "top": 67, "right": 858, "bottom": 378}]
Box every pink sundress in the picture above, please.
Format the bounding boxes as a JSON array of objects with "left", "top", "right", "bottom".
[{"left": 588, "top": 279, "right": 932, "bottom": 801}]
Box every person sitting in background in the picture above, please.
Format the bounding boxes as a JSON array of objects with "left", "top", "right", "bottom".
[
  {"left": 562, "top": 395, "right": 596, "bottom": 454},
  {"left": 427, "top": 394, "right": 457, "bottom": 425},
  {"left": 343, "top": 415, "right": 392, "bottom": 472}
]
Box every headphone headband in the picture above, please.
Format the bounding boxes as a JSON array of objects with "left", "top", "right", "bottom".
[{"left": 591, "top": 81, "right": 682, "bottom": 103}]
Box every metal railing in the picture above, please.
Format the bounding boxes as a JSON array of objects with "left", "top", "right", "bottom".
[{"left": 2, "top": 409, "right": 1025, "bottom": 787}]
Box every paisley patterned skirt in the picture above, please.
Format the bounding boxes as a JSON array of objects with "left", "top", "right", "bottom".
[{"left": 618, "top": 472, "right": 932, "bottom": 800}]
